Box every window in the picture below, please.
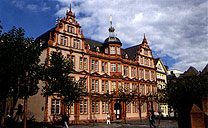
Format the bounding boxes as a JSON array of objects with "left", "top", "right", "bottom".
[
  {"left": 102, "top": 80, "right": 105, "bottom": 92},
  {"left": 110, "top": 46, "right": 115, "bottom": 54},
  {"left": 150, "top": 60, "right": 153, "bottom": 67},
  {"left": 118, "top": 82, "right": 122, "bottom": 90},
  {"left": 139, "top": 69, "right": 144, "bottom": 79},
  {"left": 95, "top": 61, "right": 98, "bottom": 71},
  {"left": 91, "top": 60, "right": 94, "bottom": 71},
  {"left": 71, "top": 27, "right": 74, "bottom": 33},
  {"left": 102, "top": 101, "right": 108, "bottom": 113},
  {"left": 70, "top": 56, "right": 75, "bottom": 68},
  {"left": 144, "top": 49, "right": 148, "bottom": 55},
  {"left": 133, "top": 101, "right": 138, "bottom": 112},
  {"left": 132, "top": 84, "right": 137, "bottom": 91},
  {"left": 145, "top": 70, "right": 149, "bottom": 80},
  {"left": 101, "top": 80, "right": 108, "bottom": 93},
  {"left": 92, "top": 101, "right": 95, "bottom": 113},
  {"left": 151, "top": 71, "right": 155, "bottom": 80},
  {"left": 96, "top": 101, "right": 99, "bottom": 113},
  {"left": 106, "top": 81, "right": 109, "bottom": 92},
  {"left": 126, "top": 102, "right": 131, "bottom": 113},
  {"left": 117, "top": 47, "right": 120, "bottom": 55},
  {"left": 64, "top": 37, "right": 67, "bottom": 46},
  {"left": 141, "top": 103, "right": 146, "bottom": 112},
  {"left": 102, "top": 62, "right": 105, "bottom": 72},
  {"left": 84, "top": 58, "right": 87, "bottom": 69},
  {"left": 146, "top": 85, "right": 150, "bottom": 94},
  {"left": 140, "top": 85, "right": 145, "bottom": 95},
  {"left": 90, "top": 79, "right": 98, "bottom": 92},
  {"left": 80, "top": 57, "right": 83, "bottom": 69},
  {"left": 80, "top": 78, "right": 87, "bottom": 91},
  {"left": 95, "top": 80, "right": 99, "bottom": 92},
  {"left": 68, "top": 26, "right": 74, "bottom": 33},
  {"left": 92, "top": 79, "right": 95, "bottom": 91},
  {"left": 140, "top": 57, "right": 143, "bottom": 64},
  {"left": 67, "top": 103, "right": 74, "bottom": 115},
  {"left": 77, "top": 40, "right": 80, "bottom": 49},
  {"left": 111, "top": 63, "right": 116, "bottom": 72},
  {"left": 125, "top": 83, "right": 130, "bottom": 92},
  {"left": 51, "top": 99, "right": 61, "bottom": 115},
  {"left": 84, "top": 100, "right": 87, "bottom": 114},
  {"left": 80, "top": 100, "right": 83, "bottom": 114},
  {"left": 73, "top": 39, "right": 76, "bottom": 48},
  {"left": 105, "top": 62, "right": 107, "bottom": 73},
  {"left": 61, "top": 36, "right": 64, "bottom": 45},
  {"left": 124, "top": 66, "right": 129, "bottom": 76},
  {"left": 102, "top": 102, "right": 105, "bottom": 113},
  {"left": 118, "top": 64, "right": 121, "bottom": 72},
  {"left": 131, "top": 68, "right": 134, "bottom": 77},
  {"left": 147, "top": 59, "right": 149, "bottom": 66},
  {"left": 112, "top": 81, "right": 116, "bottom": 91}
]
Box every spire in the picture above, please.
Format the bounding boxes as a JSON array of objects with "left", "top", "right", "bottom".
[
  {"left": 108, "top": 16, "right": 115, "bottom": 37},
  {"left": 142, "top": 33, "right": 148, "bottom": 44},
  {"left": 69, "top": 3, "right": 71, "bottom": 12}
]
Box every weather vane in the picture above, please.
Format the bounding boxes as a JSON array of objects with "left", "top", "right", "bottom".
[{"left": 110, "top": 15, "right": 112, "bottom": 27}]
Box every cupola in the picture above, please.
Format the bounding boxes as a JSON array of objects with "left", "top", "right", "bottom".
[{"left": 104, "top": 16, "right": 122, "bottom": 55}]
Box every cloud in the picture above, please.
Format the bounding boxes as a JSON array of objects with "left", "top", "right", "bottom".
[
  {"left": 11, "top": 0, "right": 50, "bottom": 12},
  {"left": 55, "top": 0, "right": 208, "bottom": 71}
]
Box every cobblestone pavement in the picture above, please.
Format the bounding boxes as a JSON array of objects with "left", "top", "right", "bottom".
[{"left": 62, "top": 119, "right": 178, "bottom": 128}]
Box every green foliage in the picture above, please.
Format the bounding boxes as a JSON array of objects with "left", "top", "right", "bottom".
[
  {"left": 166, "top": 74, "right": 208, "bottom": 110},
  {"left": 41, "top": 51, "right": 85, "bottom": 106},
  {"left": 0, "top": 26, "right": 41, "bottom": 100},
  {"left": 166, "top": 73, "right": 208, "bottom": 128}
]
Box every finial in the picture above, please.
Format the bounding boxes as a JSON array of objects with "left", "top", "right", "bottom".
[
  {"left": 142, "top": 33, "right": 147, "bottom": 44},
  {"left": 70, "top": 3, "right": 71, "bottom": 12},
  {"left": 110, "top": 15, "right": 112, "bottom": 27}
]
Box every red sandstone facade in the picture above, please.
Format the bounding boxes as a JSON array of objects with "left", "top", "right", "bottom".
[{"left": 28, "top": 6, "right": 158, "bottom": 123}]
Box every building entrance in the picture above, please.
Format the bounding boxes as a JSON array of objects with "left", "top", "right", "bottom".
[{"left": 114, "top": 100, "right": 121, "bottom": 119}]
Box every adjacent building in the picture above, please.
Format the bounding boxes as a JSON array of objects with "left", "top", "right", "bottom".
[
  {"left": 155, "top": 58, "right": 168, "bottom": 117},
  {"left": 24, "top": 6, "right": 158, "bottom": 123}
]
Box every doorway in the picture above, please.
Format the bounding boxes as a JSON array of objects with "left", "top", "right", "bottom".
[{"left": 114, "top": 100, "right": 121, "bottom": 119}]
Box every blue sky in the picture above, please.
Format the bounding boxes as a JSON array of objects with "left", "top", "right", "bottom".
[{"left": 0, "top": 0, "right": 208, "bottom": 71}]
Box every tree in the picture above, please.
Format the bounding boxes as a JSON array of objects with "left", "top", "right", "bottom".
[
  {"left": 0, "top": 26, "right": 41, "bottom": 126},
  {"left": 166, "top": 70, "right": 208, "bottom": 128},
  {"left": 118, "top": 87, "right": 137, "bottom": 123},
  {"left": 41, "top": 51, "right": 86, "bottom": 123}
]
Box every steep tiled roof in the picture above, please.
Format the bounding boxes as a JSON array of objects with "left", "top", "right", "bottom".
[
  {"left": 85, "top": 38, "right": 104, "bottom": 52},
  {"left": 123, "top": 45, "right": 140, "bottom": 60},
  {"left": 183, "top": 66, "right": 199, "bottom": 77}
]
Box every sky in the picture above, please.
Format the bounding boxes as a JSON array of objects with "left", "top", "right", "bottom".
[{"left": 0, "top": 0, "right": 207, "bottom": 72}]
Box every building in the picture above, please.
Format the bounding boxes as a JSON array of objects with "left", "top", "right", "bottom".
[
  {"left": 24, "top": 6, "right": 158, "bottom": 123},
  {"left": 155, "top": 58, "right": 168, "bottom": 117}
]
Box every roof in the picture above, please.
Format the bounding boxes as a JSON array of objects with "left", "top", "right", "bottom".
[
  {"left": 201, "top": 64, "right": 208, "bottom": 75},
  {"left": 123, "top": 45, "right": 140, "bottom": 60},
  {"left": 183, "top": 66, "right": 199, "bottom": 77}
]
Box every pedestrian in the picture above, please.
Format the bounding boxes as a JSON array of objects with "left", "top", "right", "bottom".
[
  {"left": 106, "top": 113, "right": 110, "bottom": 124},
  {"left": 149, "top": 112, "right": 156, "bottom": 128},
  {"left": 13, "top": 104, "right": 23, "bottom": 128}
]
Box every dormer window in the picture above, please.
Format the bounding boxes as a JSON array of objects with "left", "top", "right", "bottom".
[
  {"left": 110, "top": 46, "right": 115, "bottom": 54},
  {"left": 96, "top": 47, "right": 100, "bottom": 52},
  {"left": 117, "top": 47, "right": 120, "bottom": 55},
  {"left": 125, "top": 54, "right": 128, "bottom": 59},
  {"left": 105, "top": 48, "right": 109, "bottom": 54}
]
